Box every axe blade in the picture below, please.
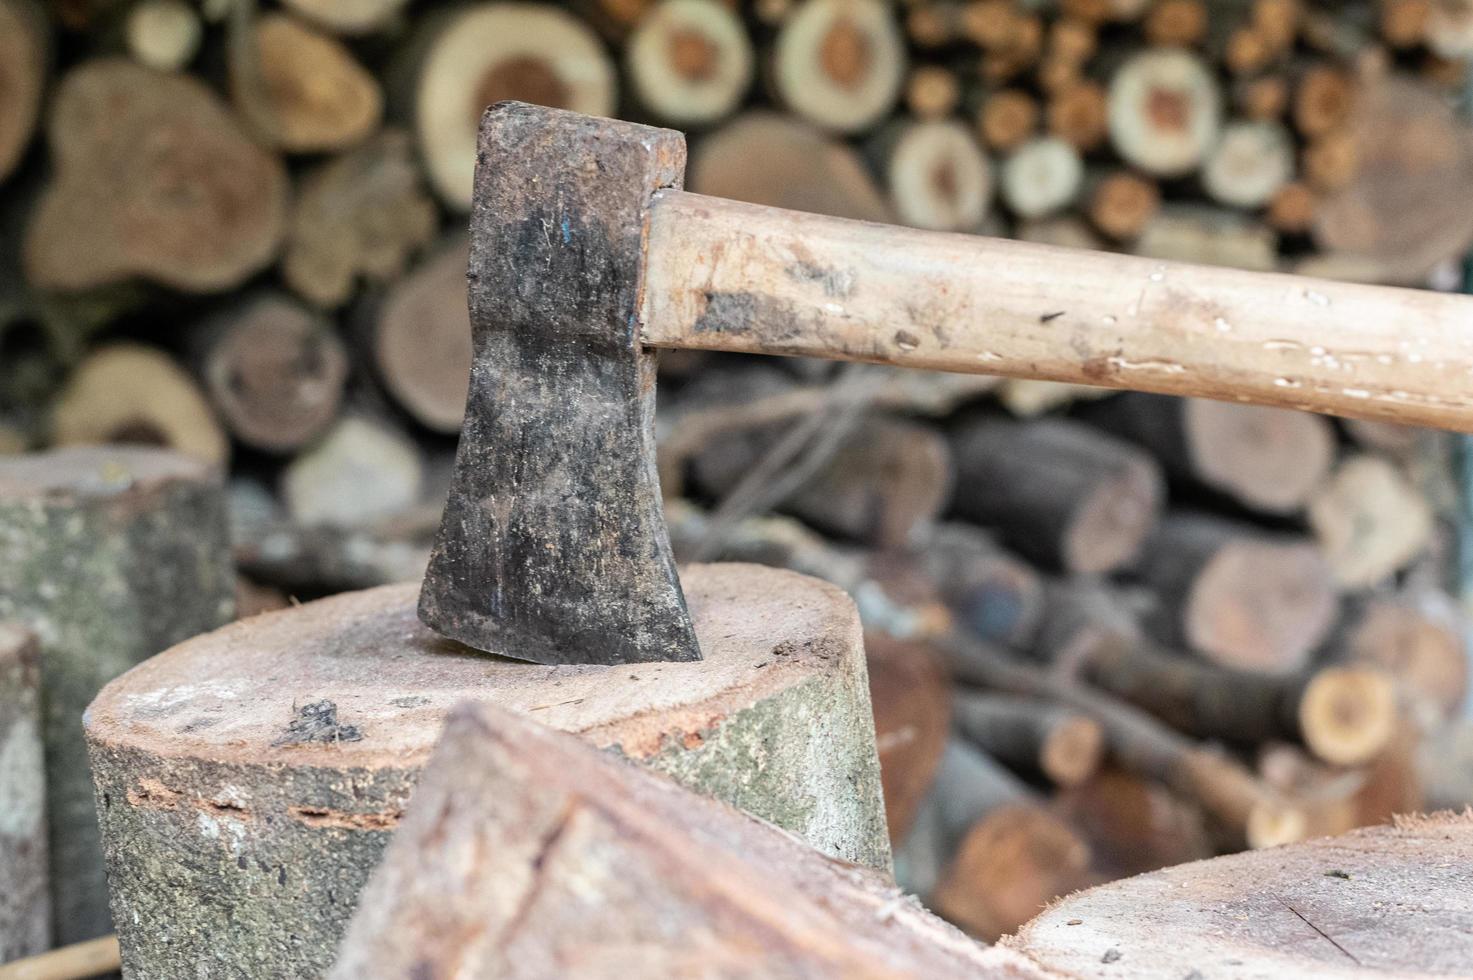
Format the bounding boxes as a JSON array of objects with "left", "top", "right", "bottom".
[{"left": 418, "top": 102, "right": 700, "bottom": 665}]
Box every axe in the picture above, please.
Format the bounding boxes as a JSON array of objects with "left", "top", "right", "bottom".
[{"left": 420, "top": 101, "right": 1473, "bottom": 667}]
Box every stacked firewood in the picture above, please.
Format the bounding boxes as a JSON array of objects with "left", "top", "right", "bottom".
[
  {"left": 658, "top": 359, "right": 1471, "bottom": 942},
  {"left": 1, "top": 0, "right": 1471, "bottom": 949}
]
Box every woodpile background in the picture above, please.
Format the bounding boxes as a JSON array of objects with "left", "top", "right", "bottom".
[{"left": 2, "top": 0, "right": 1473, "bottom": 959}]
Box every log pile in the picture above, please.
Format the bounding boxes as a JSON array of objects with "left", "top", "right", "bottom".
[{"left": 0, "top": 0, "right": 1470, "bottom": 965}]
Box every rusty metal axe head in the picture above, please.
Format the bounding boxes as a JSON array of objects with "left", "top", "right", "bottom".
[{"left": 417, "top": 102, "right": 698, "bottom": 666}]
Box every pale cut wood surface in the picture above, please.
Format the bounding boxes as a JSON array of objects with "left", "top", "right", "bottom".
[
  {"left": 641, "top": 190, "right": 1473, "bottom": 432},
  {"left": 331, "top": 700, "right": 1047, "bottom": 980},
  {"left": 1006, "top": 812, "right": 1473, "bottom": 979}
]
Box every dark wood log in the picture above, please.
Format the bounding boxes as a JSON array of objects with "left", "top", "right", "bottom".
[
  {"left": 944, "top": 635, "right": 1306, "bottom": 849},
  {"left": 0, "top": 623, "right": 48, "bottom": 960},
  {"left": 1134, "top": 513, "right": 1338, "bottom": 675},
  {"left": 369, "top": 236, "right": 472, "bottom": 433},
  {"left": 1008, "top": 814, "right": 1473, "bottom": 978},
  {"left": 692, "top": 413, "right": 954, "bottom": 548},
  {"left": 329, "top": 701, "right": 1044, "bottom": 980},
  {"left": 24, "top": 59, "right": 288, "bottom": 293},
  {"left": 952, "top": 692, "right": 1105, "bottom": 788},
  {"left": 0, "top": 0, "right": 47, "bottom": 186},
  {"left": 867, "top": 633, "right": 951, "bottom": 846},
  {"left": 281, "top": 129, "right": 437, "bottom": 309},
  {"left": 913, "top": 522, "right": 1044, "bottom": 647},
  {"left": 950, "top": 417, "right": 1164, "bottom": 575},
  {"left": 197, "top": 294, "right": 348, "bottom": 454},
  {"left": 51, "top": 342, "right": 229, "bottom": 465},
  {"left": 87, "top": 567, "right": 892, "bottom": 977},
  {"left": 0, "top": 447, "right": 234, "bottom": 945},
  {"left": 1053, "top": 768, "right": 1213, "bottom": 879}
]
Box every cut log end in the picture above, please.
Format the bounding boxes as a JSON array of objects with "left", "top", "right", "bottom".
[
  {"left": 0, "top": 0, "right": 46, "bottom": 184},
  {"left": 772, "top": 0, "right": 905, "bottom": 133},
  {"left": 1088, "top": 170, "right": 1160, "bottom": 241},
  {"left": 88, "top": 565, "right": 891, "bottom": 976},
  {"left": 1309, "top": 454, "right": 1433, "bottom": 589},
  {"left": 1063, "top": 450, "right": 1161, "bottom": 574},
  {"left": 884, "top": 120, "right": 992, "bottom": 231},
  {"left": 1107, "top": 47, "right": 1222, "bottom": 177},
  {"left": 125, "top": 0, "right": 203, "bottom": 72},
  {"left": 1001, "top": 136, "right": 1084, "bottom": 220},
  {"left": 1182, "top": 399, "right": 1336, "bottom": 515},
  {"left": 1297, "top": 666, "right": 1398, "bottom": 768},
  {"left": 373, "top": 238, "right": 472, "bottom": 433},
  {"left": 1041, "top": 715, "right": 1106, "bottom": 787},
  {"left": 414, "top": 5, "right": 616, "bottom": 210},
  {"left": 1203, "top": 120, "right": 1294, "bottom": 209},
  {"left": 627, "top": 0, "right": 753, "bottom": 125},
  {"left": 1008, "top": 815, "right": 1473, "bottom": 977}
]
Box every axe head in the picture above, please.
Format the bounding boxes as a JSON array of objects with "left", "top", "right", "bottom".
[{"left": 418, "top": 102, "right": 700, "bottom": 665}]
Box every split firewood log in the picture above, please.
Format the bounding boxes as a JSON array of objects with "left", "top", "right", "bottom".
[
  {"left": 403, "top": 3, "right": 617, "bottom": 210},
  {"left": 329, "top": 701, "right": 1042, "bottom": 980},
  {"left": 626, "top": 0, "right": 753, "bottom": 126},
  {"left": 867, "top": 632, "right": 951, "bottom": 845},
  {"left": 944, "top": 635, "right": 1307, "bottom": 850},
  {"left": 952, "top": 692, "right": 1105, "bottom": 788},
  {"left": 1308, "top": 454, "right": 1434, "bottom": 589},
  {"left": 999, "top": 136, "right": 1084, "bottom": 219},
  {"left": 51, "top": 343, "right": 228, "bottom": 465},
  {"left": 281, "top": 413, "right": 425, "bottom": 527},
  {"left": 369, "top": 236, "right": 473, "bottom": 433},
  {"left": 0, "top": 623, "right": 48, "bottom": 961},
  {"left": 950, "top": 417, "right": 1164, "bottom": 575},
  {"left": 24, "top": 59, "right": 288, "bottom": 293},
  {"left": 281, "top": 129, "right": 438, "bottom": 308},
  {"left": 928, "top": 739, "right": 1094, "bottom": 943},
  {"left": 1035, "top": 579, "right": 1396, "bottom": 766},
  {"left": 690, "top": 112, "right": 892, "bottom": 221},
  {"left": 124, "top": 0, "right": 201, "bottom": 70},
  {"left": 1082, "top": 392, "right": 1336, "bottom": 515},
  {"left": 912, "top": 522, "right": 1045, "bottom": 648},
  {"left": 1202, "top": 119, "right": 1296, "bottom": 209},
  {"left": 875, "top": 119, "right": 993, "bottom": 231},
  {"left": 1107, "top": 47, "right": 1222, "bottom": 177},
  {"left": 0, "top": 0, "right": 47, "bottom": 186},
  {"left": 1007, "top": 814, "right": 1473, "bottom": 979},
  {"left": 0, "top": 447, "right": 233, "bottom": 945},
  {"left": 1134, "top": 513, "right": 1338, "bottom": 675},
  {"left": 229, "top": 11, "right": 381, "bottom": 152},
  {"left": 1052, "top": 768, "right": 1214, "bottom": 879},
  {"left": 770, "top": 0, "right": 906, "bottom": 133},
  {"left": 195, "top": 294, "right": 348, "bottom": 454}
]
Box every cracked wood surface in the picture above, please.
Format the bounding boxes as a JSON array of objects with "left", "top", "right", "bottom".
[
  {"left": 86, "top": 563, "right": 888, "bottom": 978},
  {"left": 1005, "top": 812, "right": 1473, "bottom": 978},
  {"left": 332, "top": 700, "right": 1047, "bottom": 980}
]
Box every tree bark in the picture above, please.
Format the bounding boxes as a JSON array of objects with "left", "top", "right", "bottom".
[
  {"left": 913, "top": 522, "right": 1045, "bottom": 647},
  {"left": 867, "top": 632, "right": 951, "bottom": 845},
  {"left": 0, "top": 447, "right": 234, "bottom": 945},
  {"left": 0, "top": 623, "right": 48, "bottom": 961},
  {"left": 0, "top": 0, "right": 47, "bottom": 185},
  {"left": 87, "top": 566, "right": 891, "bottom": 978},
  {"left": 952, "top": 692, "right": 1105, "bottom": 787}
]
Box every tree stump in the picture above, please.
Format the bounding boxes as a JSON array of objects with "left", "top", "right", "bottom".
[
  {"left": 87, "top": 564, "right": 890, "bottom": 979},
  {"left": 0, "top": 623, "right": 48, "bottom": 961},
  {"left": 0, "top": 447, "right": 235, "bottom": 945},
  {"left": 1006, "top": 813, "right": 1473, "bottom": 978}
]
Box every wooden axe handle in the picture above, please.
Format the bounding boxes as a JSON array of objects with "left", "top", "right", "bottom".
[{"left": 642, "top": 191, "right": 1473, "bottom": 432}]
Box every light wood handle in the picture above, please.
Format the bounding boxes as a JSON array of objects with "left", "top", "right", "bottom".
[
  {"left": 642, "top": 191, "right": 1473, "bottom": 432},
  {"left": 0, "top": 936, "right": 121, "bottom": 980}
]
